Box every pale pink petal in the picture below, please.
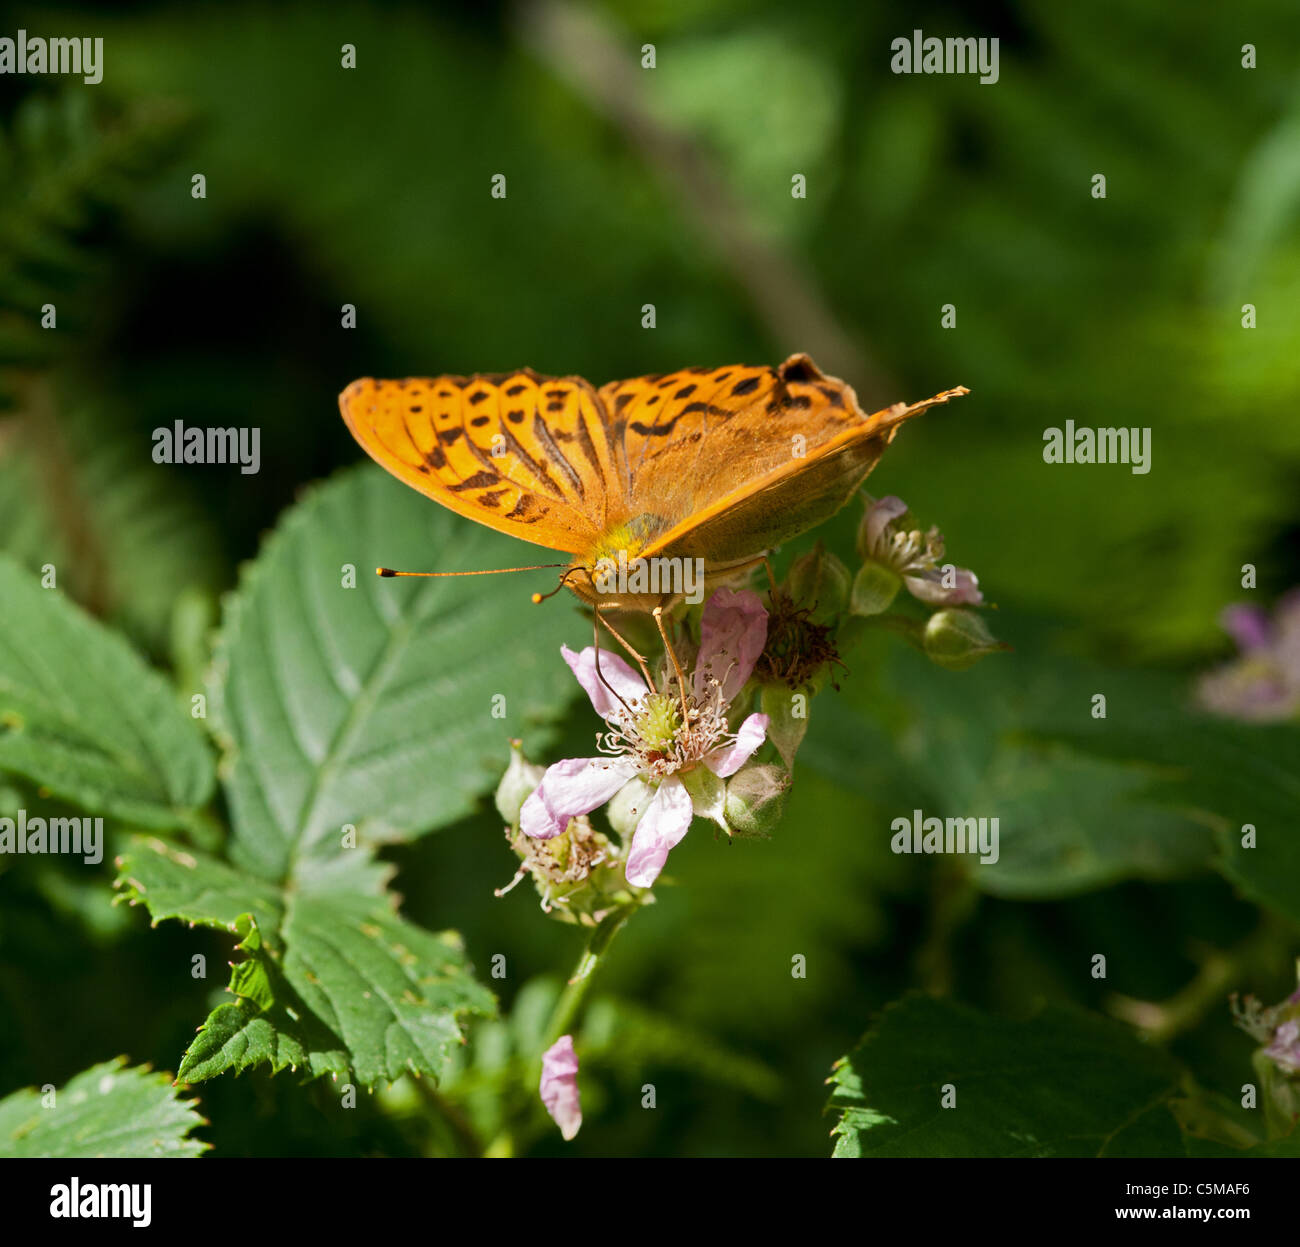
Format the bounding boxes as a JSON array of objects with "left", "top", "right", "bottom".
[
  {"left": 540, "top": 1035, "right": 582, "bottom": 1140},
  {"left": 625, "top": 776, "right": 694, "bottom": 887},
  {"left": 1221, "top": 604, "right": 1272, "bottom": 653},
  {"left": 693, "top": 588, "right": 768, "bottom": 702},
  {"left": 865, "top": 495, "right": 908, "bottom": 552},
  {"left": 520, "top": 756, "right": 638, "bottom": 839},
  {"left": 904, "top": 567, "right": 984, "bottom": 607},
  {"left": 705, "top": 712, "right": 769, "bottom": 778},
  {"left": 561, "top": 644, "right": 648, "bottom": 723}
]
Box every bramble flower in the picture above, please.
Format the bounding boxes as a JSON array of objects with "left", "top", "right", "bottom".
[
  {"left": 1233, "top": 981, "right": 1300, "bottom": 1077},
  {"left": 853, "top": 494, "right": 983, "bottom": 614},
  {"left": 521, "top": 589, "right": 770, "bottom": 888},
  {"left": 539, "top": 1034, "right": 582, "bottom": 1140},
  {"left": 1197, "top": 591, "right": 1300, "bottom": 722}
]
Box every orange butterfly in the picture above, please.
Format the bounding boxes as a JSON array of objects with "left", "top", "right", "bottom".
[{"left": 339, "top": 353, "right": 966, "bottom": 611}]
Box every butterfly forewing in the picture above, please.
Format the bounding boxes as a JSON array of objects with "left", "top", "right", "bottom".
[
  {"left": 340, "top": 370, "right": 623, "bottom": 554},
  {"left": 341, "top": 355, "right": 967, "bottom": 596}
]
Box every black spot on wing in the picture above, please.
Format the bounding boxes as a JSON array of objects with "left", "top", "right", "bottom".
[
  {"left": 448, "top": 470, "right": 499, "bottom": 491},
  {"left": 532, "top": 413, "right": 585, "bottom": 499}
]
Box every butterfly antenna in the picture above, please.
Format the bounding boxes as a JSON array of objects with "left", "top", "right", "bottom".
[
  {"left": 531, "top": 566, "right": 586, "bottom": 604},
  {"left": 378, "top": 563, "right": 568, "bottom": 578}
]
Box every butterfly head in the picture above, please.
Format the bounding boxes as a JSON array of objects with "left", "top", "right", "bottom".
[{"left": 557, "top": 513, "right": 671, "bottom": 609}]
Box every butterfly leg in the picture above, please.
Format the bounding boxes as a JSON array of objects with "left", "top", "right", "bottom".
[
  {"left": 588, "top": 608, "right": 641, "bottom": 718},
  {"left": 651, "top": 603, "right": 691, "bottom": 723},
  {"left": 593, "top": 604, "right": 657, "bottom": 690}
]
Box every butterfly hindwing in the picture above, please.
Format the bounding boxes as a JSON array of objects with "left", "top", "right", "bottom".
[{"left": 340, "top": 370, "right": 622, "bottom": 554}]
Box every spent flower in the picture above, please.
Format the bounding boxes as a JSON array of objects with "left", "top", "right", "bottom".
[{"left": 494, "top": 741, "right": 647, "bottom": 924}]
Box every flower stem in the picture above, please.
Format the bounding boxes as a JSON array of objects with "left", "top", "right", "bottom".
[
  {"left": 542, "top": 905, "right": 635, "bottom": 1048},
  {"left": 412, "top": 1077, "right": 486, "bottom": 1158}
]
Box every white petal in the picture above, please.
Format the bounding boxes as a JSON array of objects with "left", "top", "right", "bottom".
[
  {"left": 706, "top": 712, "right": 768, "bottom": 778},
  {"left": 865, "top": 495, "right": 908, "bottom": 554},
  {"left": 561, "top": 645, "right": 648, "bottom": 723},
  {"left": 625, "top": 776, "right": 694, "bottom": 888},
  {"left": 520, "top": 756, "right": 637, "bottom": 839}
]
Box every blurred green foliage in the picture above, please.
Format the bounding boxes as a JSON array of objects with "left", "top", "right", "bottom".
[{"left": 1, "top": 0, "right": 1297, "bottom": 1157}]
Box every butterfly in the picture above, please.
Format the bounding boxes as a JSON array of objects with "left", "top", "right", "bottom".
[{"left": 339, "top": 353, "right": 966, "bottom": 612}]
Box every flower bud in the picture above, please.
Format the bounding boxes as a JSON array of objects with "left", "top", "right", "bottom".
[
  {"left": 495, "top": 739, "right": 544, "bottom": 826},
  {"left": 922, "top": 608, "right": 1008, "bottom": 670},
  {"left": 723, "top": 763, "right": 790, "bottom": 837},
  {"left": 540, "top": 1035, "right": 582, "bottom": 1140},
  {"left": 760, "top": 682, "right": 810, "bottom": 767},
  {"left": 850, "top": 561, "right": 902, "bottom": 616},
  {"left": 785, "top": 542, "right": 851, "bottom": 622}
]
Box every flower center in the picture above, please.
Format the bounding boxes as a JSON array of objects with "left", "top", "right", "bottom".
[{"left": 633, "top": 693, "right": 681, "bottom": 751}]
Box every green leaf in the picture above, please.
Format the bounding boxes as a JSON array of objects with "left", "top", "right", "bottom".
[
  {"left": 970, "top": 745, "right": 1214, "bottom": 897},
  {"left": 210, "top": 465, "right": 578, "bottom": 882},
  {"left": 115, "top": 466, "right": 581, "bottom": 1085},
  {"left": 803, "top": 631, "right": 1214, "bottom": 898},
  {"left": 827, "top": 995, "right": 1183, "bottom": 1158},
  {"left": 117, "top": 836, "right": 495, "bottom": 1086},
  {"left": 0, "top": 1057, "right": 207, "bottom": 1158},
  {"left": 115, "top": 836, "right": 282, "bottom": 933},
  {"left": 1045, "top": 711, "right": 1300, "bottom": 927},
  {"left": 1181, "top": 1133, "right": 1300, "bottom": 1158},
  {"left": 0, "top": 555, "right": 215, "bottom": 827}
]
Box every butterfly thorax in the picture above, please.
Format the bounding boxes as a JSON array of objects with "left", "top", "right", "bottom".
[
  {"left": 567, "top": 512, "right": 764, "bottom": 611},
  {"left": 568, "top": 513, "right": 673, "bottom": 609}
]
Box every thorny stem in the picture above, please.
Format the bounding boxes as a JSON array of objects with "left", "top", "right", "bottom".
[{"left": 542, "top": 904, "right": 636, "bottom": 1049}]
